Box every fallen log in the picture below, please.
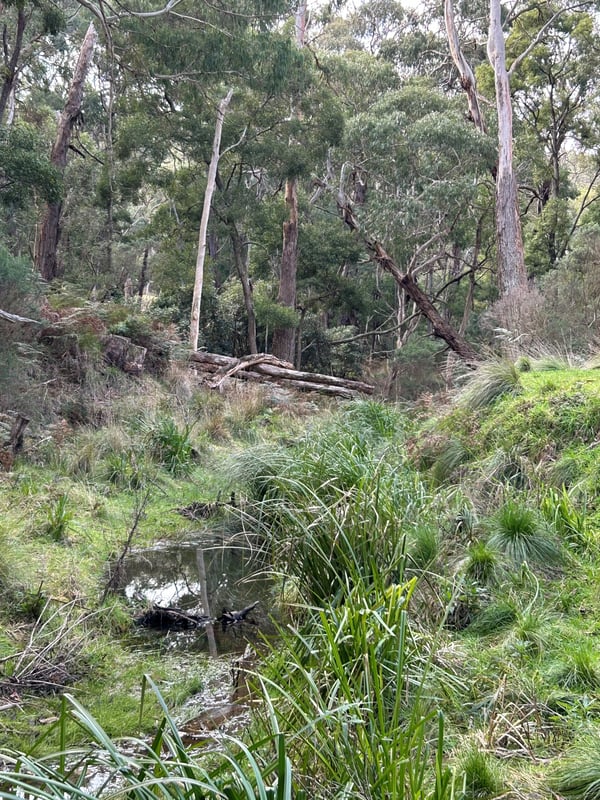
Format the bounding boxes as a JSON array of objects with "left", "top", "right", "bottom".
[
  {"left": 135, "top": 604, "right": 209, "bottom": 631},
  {"left": 190, "top": 352, "right": 374, "bottom": 397}
]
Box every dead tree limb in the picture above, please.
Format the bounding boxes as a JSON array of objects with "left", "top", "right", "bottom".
[
  {"left": 190, "top": 351, "right": 375, "bottom": 397},
  {"left": 336, "top": 194, "right": 479, "bottom": 366}
]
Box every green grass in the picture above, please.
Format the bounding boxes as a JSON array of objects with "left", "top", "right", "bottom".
[
  {"left": 6, "top": 362, "right": 600, "bottom": 798},
  {"left": 486, "top": 500, "right": 563, "bottom": 567},
  {"left": 456, "top": 358, "right": 523, "bottom": 410}
]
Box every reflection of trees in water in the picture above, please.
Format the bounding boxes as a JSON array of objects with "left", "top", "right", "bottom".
[{"left": 122, "top": 538, "right": 274, "bottom": 652}]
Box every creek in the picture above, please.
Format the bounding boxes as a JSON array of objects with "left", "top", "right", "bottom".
[{"left": 121, "top": 530, "right": 277, "bottom": 654}]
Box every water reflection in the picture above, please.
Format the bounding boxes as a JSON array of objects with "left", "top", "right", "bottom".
[{"left": 122, "top": 533, "right": 275, "bottom": 654}]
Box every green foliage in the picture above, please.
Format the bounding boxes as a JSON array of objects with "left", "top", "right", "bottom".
[
  {"left": 0, "top": 246, "right": 41, "bottom": 408},
  {"left": 457, "top": 360, "right": 523, "bottom": 410},
  {"left": 103, "top": 449, "right": 147, "bottom": 489},
  {"left": 551, "top": 739, "right": 600, "bottom": 799},
  {"left": 461, "top": 540, "right": 502, "bottom": 586},
  {"left": 505, "top": 609, "right": 552, "bottom": 658},
  {"left": 456, "top": 745, "right": 504, "bottom": 799},
  {"left": 145, "top": 416, "right": 196, "bottom": 476},
  {"left": 408, "top": 524, "right": 440, "bottom": 571},
  {"left": 468, "top": 599, "right": 518, "bottom": 637},
  {"left": 550, "top": 642, "right": 600, "bottom": 691},
  {"left": 486, "top": 501, "right": 562, "bottom": 567},
  {"left": 430, "top": 437, "right": 472, "bottom": 485},
  {"left": 541, "top": 487, "right": 591, "bottom": 552},
  {"left": 0, "top": 124, "right": 61, "bottom": 208},
  {"left": 261, "top": 578, "right": 457, "bottom": 798},
  {"left": 0, "top": 676, "right": 305, "bottom": 800},
  {"left": 44, "top": 494, "right": 73, "bottom": 542}
]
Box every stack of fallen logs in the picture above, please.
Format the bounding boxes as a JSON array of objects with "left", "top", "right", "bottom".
[{"left": 190, "top": 352, "right": 374, "bottom": 399}]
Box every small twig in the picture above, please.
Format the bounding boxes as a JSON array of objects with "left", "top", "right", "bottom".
[{"left": 100, "top": 488, "right": 152, "bottom": 603}]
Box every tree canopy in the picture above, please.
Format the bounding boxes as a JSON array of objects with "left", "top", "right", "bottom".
[{"left": 2, "top": 0, "right": 600, "bottom": 383}]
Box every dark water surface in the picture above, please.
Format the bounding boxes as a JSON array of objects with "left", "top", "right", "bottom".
[{"left": 122, "top": 532, "right": 276, "bottom": 654}]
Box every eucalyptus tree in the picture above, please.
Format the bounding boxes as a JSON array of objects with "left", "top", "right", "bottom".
[
  {"left": 309, "top": 10, "right": 490, "bottom": 363},
  {"left": 271, "top": 0, "right": 307, "bottom": 364},
  {"left": 0, "top": 0, "right": 67, "bottom": 126},
  {"left": 444, "top": 0, "right": 600, "bottom": 295},
  {"left": 35, "top": 22, "right": 97, "bottom": 281},
  {"left": 445, "top": 0, "right": 529, "bottom": 297},
  {"left": 504, "top": 5, "right": 600, "bottom": 273}
]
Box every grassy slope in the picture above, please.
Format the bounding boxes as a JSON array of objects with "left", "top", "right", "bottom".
[
  {"left": 2, "top": 360, "right": 600, "bottom": 796},
  {"left": 414, "top": 363, "right": 600, "bottom": 797}
]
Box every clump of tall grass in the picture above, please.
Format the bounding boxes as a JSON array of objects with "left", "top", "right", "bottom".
[
  {"left": 541, "top": 487, "right": 592, "bottom": 552},
  {"left": 504, "top": 609, "right": 552, "bottom": 658},
  {"left": 44, "top": 494, "right": 73, "bottom": 542},
  {"left": 139, "top": 415, "right": 197, "bottom": 476},
  {"left": 429, "top": 438, "right": 472, "bottom": 486},
  {"left": 550, "top": 641, "right": 600, "bottom": 691},
  {"left": 227, "top": 443, "right": 296, "bottom": 501},
  {"left": 258, "top": 576, "right": 458, "bottom": 798},
  {"left": 0, "top": 675, "right": 304, "bottom": 800},
  {"left": 551, "top": 737, "right": 600, "bottom": 799},
  {"left": 460, "top": 540, "right": 502, "bottom": 587},
  {"left": 455, "top": 743, "right": 504, "bottom": 799},
  {"left": 467, "top": 599, "right": 518, "bottom": 637},
  {"left": 486, "top": 500, "right": 563, "bottom": 567},
  {"left": 457, "top": 359, "right": 522, "bottom": 409},
  {"left": 49, "top": 425, "right": 134, "bottom": 478}
]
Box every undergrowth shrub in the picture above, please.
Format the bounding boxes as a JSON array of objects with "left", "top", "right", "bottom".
[
  {"left": 467, "top": 599, "right": 518, "bottom": 637},
  {"left": 550, "top": 642, "right": 600, "bottom": 691},
  {"left": 259, "top": 576, "right": 458, "bottom": 798},
  {"left": 457, "top": 359, "right": 522, "bottom": 410},
  {"left": 541, "top": 487, "right": 591, "bottom": 552},
  {"left": 455, "top": 744, "right": 504, "bottom": 799},
  {"left": 142, "top": 416, "right": 197, "bottom": 476},
  {"left": 44, "top": 494, "right": 73, "bottom": 542},
  {"left": 551, "top": 737, "right": 600, "bottom": 799},
  {"left": 486, "top": 500, "right": 563, "bottom": 567},
  {"left": 460, "top": 540, "right": 502, "bottom": 586}
]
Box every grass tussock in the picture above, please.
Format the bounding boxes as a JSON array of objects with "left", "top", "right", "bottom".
[
  {"left": 457, "top": 359, "right": 522, "bottom": 409},
  {"left": 486, "top": 500, "right": 563, "bottom": 567}
]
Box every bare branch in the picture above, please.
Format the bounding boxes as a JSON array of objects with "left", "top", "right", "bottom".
[
  {"left": 0, "top": 308, "right": 41, "bottom": 324},
  {"left": 508, "top": 2, "right": 591, "bottom": 78}
]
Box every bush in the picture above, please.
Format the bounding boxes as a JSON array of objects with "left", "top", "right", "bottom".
[
  {"left": 0, "top": 246, "right": 41, "bottom": 412},
  {"left": 486, "top": 500, "right": 563, "bottom": 567}
]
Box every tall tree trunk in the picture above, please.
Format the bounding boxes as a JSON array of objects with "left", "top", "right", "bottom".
[
  {"left": 444, "top": 0, "right": 486, "bottom": 133},
  {"left": 488, "top": 0, "right": 527, "bottom": 295},
  {"left": 0, "top": 6, "right": 26, "bottom": 125},
  {"left": 230, "top": 221, "right": 257, "bottom": 354},
  {"left": 138, "top": 246, "right": 149, "bottom": 297},
  {"left": 35, "top": 22, "right": 97, "bottom": 281},
  {"left": 271, "top": 177, "right": 299, "bottom": 363},
  {"left": 446, "top": 0, "right": 528, "bottom": 296},
  {"left": 189, "top": 88, "right": 233, "bottom": 352},
  {"left": 271, "top": 0, "right": 306, "bottom": 366}
]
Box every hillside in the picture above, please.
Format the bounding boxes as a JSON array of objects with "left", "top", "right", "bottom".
[{"left": 1, "top": 355, "right": 600, "bottom": 797}]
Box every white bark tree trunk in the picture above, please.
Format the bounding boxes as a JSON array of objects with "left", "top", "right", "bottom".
[
  {"left": 189, "top": 88, "right": 233, "bottom": 352},
  {"left": 444, "top": 0, "right": 486, "bottom": 133},
  {"left": 271, "top": 0, "right": 307, "bottom": 365},
  {"left": 488, "top": 0, "right": 528, "bottom": 295}
]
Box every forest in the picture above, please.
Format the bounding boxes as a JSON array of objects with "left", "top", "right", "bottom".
[{"left": 3, "top": 0, "right": 600, "bottom": 797}]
